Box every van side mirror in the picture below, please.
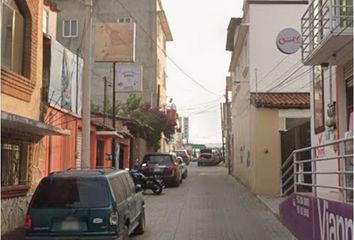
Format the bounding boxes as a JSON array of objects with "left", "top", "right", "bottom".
[{"left": 135, "top": 184, "right": 143, "bottom": 193}]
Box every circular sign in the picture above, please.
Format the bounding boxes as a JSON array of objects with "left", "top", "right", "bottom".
[{"left": 276, "top": 28, "right": 302, "bottom": 54}]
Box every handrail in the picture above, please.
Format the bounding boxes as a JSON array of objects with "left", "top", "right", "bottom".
[
  {"left": 293, "top": 137, "right": 352, "bottom": 153},
  {"left": 301, "top": 0, "right": 353, "bottom": 62},
  {"left": 281, "top": 136, "right": 353, "bottom": 203}
]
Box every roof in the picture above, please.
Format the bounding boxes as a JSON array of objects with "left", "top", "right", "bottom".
[
  {"left": 226, "top": 18, "right": 242, "bottom": 51},
  {"left": 250, "top": 92, "right": 310, "bottom": 109}
]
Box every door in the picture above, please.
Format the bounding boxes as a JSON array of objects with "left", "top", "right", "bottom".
[
  {"left": 122, "top": 173, "right": 137, "bottom": 223},
  {"left": 96, "top": 140, "right": 104, "bottom": 167},
  {"left": 280, "top": 121, "right": 311, "bottom": 195}
]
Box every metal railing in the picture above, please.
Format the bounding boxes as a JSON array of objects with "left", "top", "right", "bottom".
[
  {"left": 301, "top": 0, "right": 353, "bottom": 61},
  {"left": 281, "top": 137, "right": 353, "bottom": 203}
]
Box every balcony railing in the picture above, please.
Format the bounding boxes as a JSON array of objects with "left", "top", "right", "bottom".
[
  {"left": 281, "top": 137, "right": 353, "bottom": 203},
  {"left": 301, "top": 0, "right": 353, "bottom": 65}
]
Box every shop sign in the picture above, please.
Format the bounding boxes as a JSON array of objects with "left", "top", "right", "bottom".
[
  {"left": 280, "top": 193, "right": 353, "bottom": 240},
  {"left": 276, "top": 28, "right": 302, "bottom": 54}
]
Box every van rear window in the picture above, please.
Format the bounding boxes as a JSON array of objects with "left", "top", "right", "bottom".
[
  {"left": 31, "top": 177, "right": 110, "bottom": 208},
  {"left": 143, "top": 155, "right": 173, "bottom": 165}
]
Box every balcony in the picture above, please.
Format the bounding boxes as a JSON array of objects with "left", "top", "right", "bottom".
[{"left": 301, "top": 0, "right": 353, "bottom": 65}]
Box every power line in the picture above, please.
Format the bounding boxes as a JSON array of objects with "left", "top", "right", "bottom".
[{"left": 114, "top": 0, "right": 220, "bottom": 96}]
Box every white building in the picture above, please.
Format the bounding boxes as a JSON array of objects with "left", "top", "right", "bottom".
[{"left": 226, "top": 0, "right": 311, "bottom": 196}]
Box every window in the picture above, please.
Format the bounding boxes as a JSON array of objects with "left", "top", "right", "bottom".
[
  {"left": 62, "top": 20, "right": 78, "bottom": 38},
  {"left": 30, "top": 178, "right": 110, "bottom": 208},
  {"left": 1, "top": 0, "right": 24, "bottom": 74},
  {"left": 117, "top": 17, "right": 131, "bottom": 23},
  {"left": 313, "top": 66, "right": 325, "bottom": 134},
  {"left": 43, "top": 10, "right": 49, "bottom": 34},
  {"left": 1, "top": 141, "right": 30, "bottom": 188}
]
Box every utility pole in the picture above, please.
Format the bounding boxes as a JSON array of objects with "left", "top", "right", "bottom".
[
  {"left": 112, "top": 62, "right": 117, "bottom": 168},
  {"left": 220, "top": 103, "right": 225, "bottom": 161},
  {"left": 225, "top": 89, "right": 231, "bottom": 174},
  {"left": 81, "top": 0, "right": 93, "bottom": 169},
  {"left": 103, "top": 76, "right": 107, "bottom": 124}
]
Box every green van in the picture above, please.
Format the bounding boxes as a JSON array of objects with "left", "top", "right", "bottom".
[{"left": 25, "top": 169, "right": 145, "bottom": 240}]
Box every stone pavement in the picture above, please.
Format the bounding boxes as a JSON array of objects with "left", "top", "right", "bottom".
[
  {"left": 131, "top": 163, "right": 293, "bottom": 240},
  {"left": 2, "top": 163, "right": 293, "bottom": 240}
]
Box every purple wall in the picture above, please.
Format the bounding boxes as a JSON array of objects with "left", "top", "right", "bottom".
[{"left": 280, "top": 193, "right": 353, "bottom": 240}]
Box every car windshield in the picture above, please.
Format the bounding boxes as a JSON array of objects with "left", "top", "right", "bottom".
[
  {"left": 30, "top": 177, "right": 110, "bottom": 208},
  {"left": 143, "top": 155, "right": 173, "bottom": 165},
  {"left": 200, "top": 154, "right": 212, "bottom": 159}
]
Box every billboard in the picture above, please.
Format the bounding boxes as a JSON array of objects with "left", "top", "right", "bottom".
[
  {"left": 116, "top": 64, "right": 143, "bottom": 92},
  {"left": 49, "top": 39, "right": 83, "bottom": 115},
  {"left": 95, "top": 23, "right": 136, "bottom": 62}
]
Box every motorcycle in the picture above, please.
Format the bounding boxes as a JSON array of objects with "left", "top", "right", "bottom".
[{"left": 129, "top": 170, "right": 165, "bottom": 195}]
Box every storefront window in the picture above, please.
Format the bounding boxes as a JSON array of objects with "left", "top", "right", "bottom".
[{"left": 313, "top": 66, "right": 325, "bottom": 134}]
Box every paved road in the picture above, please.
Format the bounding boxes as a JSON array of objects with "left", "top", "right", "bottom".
[{"left": 131, "top": 162, "right": 293, "bottom": 240}]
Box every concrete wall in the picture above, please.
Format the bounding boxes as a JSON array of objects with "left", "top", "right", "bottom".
[
  {"left": 55, "top": 0, "right": 168, "bottom": 109},
  {"left": 254, "top": 108, "right": 282, "bottom": 196}
]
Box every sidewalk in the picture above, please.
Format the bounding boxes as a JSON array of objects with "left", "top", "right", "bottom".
[
  {"left": 257, "top": 195, "right": 285, "bottom": 218},
  {"left": 1, "top": 227, "right": 25, "bottom": 240}
]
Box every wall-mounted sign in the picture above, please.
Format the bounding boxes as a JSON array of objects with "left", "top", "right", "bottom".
[
  {"left": 116, "top": 64, "right": 143, "bottom": 92},
  {"left": 95, "top": 23, "right": 136, "bottom": 62},
  {"left": 276, "top": 28, "right": 302, "bottom": 54},
  {"left": 49, "top": 39, "right": 83, "bottom": 115}
]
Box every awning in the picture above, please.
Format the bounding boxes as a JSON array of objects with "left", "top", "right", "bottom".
[
  {"left": 1, "top": 111, "right": 70, "bottom": 136},
  {"left": 96, "top": 131, "right": 124, "bottom": 139}
]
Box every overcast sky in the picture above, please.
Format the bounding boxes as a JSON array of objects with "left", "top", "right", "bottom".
[{"left": 163, "top": 0, "right": 243, "bottom": 144}]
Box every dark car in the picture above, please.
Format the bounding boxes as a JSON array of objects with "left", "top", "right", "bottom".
[
  {"left": 197, "top": 153, "right": 221, "bottom": 166},
  {"left": 139, "top": 153, "right": 182, "bottom": 187},
  {"left": 175, "top": 150, "right": 191, "bottom": 165},
  {"left": 25, "top": 169, "right": 145, "bottom": 240}
]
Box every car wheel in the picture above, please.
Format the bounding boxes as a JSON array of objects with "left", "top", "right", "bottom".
[
  {"left": 134, "top": 208, "right": 145, "bottom": 235},
  {"left": 174, "top": 178, "right": 180, "bottom": 187},
  {"left": 152, "top": 184, "right": 163, "bottom": 195}
]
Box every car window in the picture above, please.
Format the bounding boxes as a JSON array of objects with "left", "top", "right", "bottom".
[
  {"left": 110, "top": 176, "right": 127, "bottom": 204},
  {"left": 31, "top": 177, "right": 110, "bottom": 208},
  {"left": 143, "top": 155, "right": 173, "bottom": 165},
  {"left": 123, "top": 173, "right": 136, "bottom": 194}
]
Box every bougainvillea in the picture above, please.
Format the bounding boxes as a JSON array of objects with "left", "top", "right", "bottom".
[{"left": 110, "top": 94, "right": 177, "bottom": 151}]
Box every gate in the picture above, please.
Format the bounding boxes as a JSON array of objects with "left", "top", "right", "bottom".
[{"left": 280, "top": 121, "right": 311, "bottom": 195}]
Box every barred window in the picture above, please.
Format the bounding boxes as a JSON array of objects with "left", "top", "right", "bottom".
[{"left": 1, "top": 142, "right": 30, "bottom": 187}]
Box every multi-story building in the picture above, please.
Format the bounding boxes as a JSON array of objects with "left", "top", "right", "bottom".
[
  {"left": 279, "top": 0, "right": 353, "bottom": 239},
  {"left": 225, "top": 0, "right": 311, "bottom": 196},
  {"left": 55, "top": 0, "right": 173, "bottom": 110},
  {"left": 0, "top": 0, "right": 69, "bottom": 235}
]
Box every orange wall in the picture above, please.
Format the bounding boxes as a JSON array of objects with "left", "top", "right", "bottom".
[
  {"left": 44, "top": 107, "right": 80, "bottom": 174},
  {"left": 44, "top": 107, "right": 131, "bottom": 174}
]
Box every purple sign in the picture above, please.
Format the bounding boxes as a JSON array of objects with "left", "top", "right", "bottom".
[{"left": 280, "top": 193, "right": 353, "bottom": 240}]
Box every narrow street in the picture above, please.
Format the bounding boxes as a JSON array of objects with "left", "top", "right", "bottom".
[{"left": 132, "top": 163, "right": 293, "bottom": 240}]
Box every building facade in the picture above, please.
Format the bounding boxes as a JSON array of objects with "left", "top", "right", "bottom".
[
  {"left": 279, "top": 0, "right": 353, "bottom": 238},
  {"left": 226, "top": 0, "right": 311, "bottom": 196},
  {"left": 1, "top": 0, "right": 69, "bottom": 234},
  {"left": 55, "top": 0, "right": 172, "bottom": 110}
]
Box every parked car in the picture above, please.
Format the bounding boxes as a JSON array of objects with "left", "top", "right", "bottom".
[
  {"left": 176, "top": 157, "right": 188, "bottom": 179},
  {"left": 197, "top": 152, "right": 221, "bottom": 166},
  {"left": 175, "top": 149, "right": 191, "bottom": 165},
  {"left": 139, "top": 153, "right": 182, "bottom": 187},
  {"left": 25, "top": 169, "right": 145, "bottom": 240}
]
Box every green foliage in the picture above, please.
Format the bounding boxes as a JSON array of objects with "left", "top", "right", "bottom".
[{"left": 110, "top": 94, "right": 177, "bottom": 151}]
